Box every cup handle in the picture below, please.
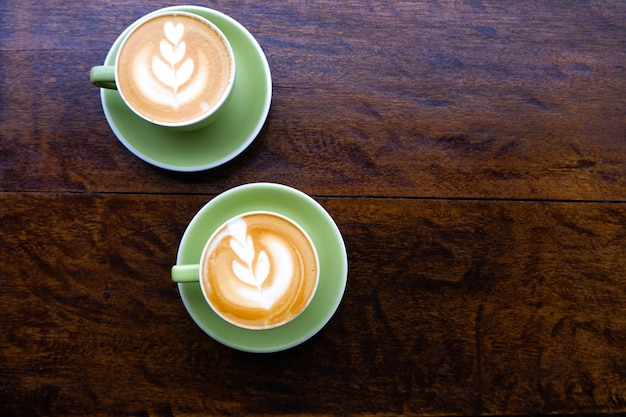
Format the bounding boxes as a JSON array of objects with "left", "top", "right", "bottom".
[
  {"left": 171, "top": 264, "right": 201, "bottom": 283},
  {"left": 90, "top": 65, "right": 117, "bottom": 89}
]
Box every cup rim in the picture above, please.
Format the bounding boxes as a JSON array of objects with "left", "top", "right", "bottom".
[
  {"left": 197, "top": 210, "right": 321, "bottom": 331},
  {"left": 113, "top": 10, "right": 236, "bottom": 128}
]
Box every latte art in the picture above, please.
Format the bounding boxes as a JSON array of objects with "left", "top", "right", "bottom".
[
  {"left": 149, "top": 21, "right": 195, "bottom": 109},
  {"left": 116, "top": 13, "right": 233, "bottom": 125},
  {"left": 216, "top": 217, "right": 293, "bottom": 310},
  {"left": 201, "top": 212, "right": 319, "bottom": 329}
]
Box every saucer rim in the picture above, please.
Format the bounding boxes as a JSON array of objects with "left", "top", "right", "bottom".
[
  {"left": 99, "top": 6, "right": 272, "bottom": 172},
  {"left": 175, "top": 183, "right": 348, "bottom": 353}
]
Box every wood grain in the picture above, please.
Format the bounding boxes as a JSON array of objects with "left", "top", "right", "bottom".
[
  {"left": 1, "top": 1, "right": 625, "bottom": 416},
  {"left": 1, "top": 1, "right": 624, "bottom": 199},
  {"left": 2, "top": 193, "right": 625, "bottom": 416}
]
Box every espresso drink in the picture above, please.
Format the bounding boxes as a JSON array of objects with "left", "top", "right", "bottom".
[
  {"left": 116, "top": 13, "right": 233, "bottom": 125},
  {"left": 201, "top": 212, "right": 319, "bottom": 330}
]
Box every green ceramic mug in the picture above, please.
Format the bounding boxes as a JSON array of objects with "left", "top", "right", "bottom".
[
  {"left": 90, "top": 10, "right": 235, "bottom": 131},
  {"left": 172, "top": 211, "right": 320, "bottom": 330}
]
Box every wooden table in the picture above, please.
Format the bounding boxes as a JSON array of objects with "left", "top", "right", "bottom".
[{"left": 2, "top": 1, "right": 625, "bottom": 415}]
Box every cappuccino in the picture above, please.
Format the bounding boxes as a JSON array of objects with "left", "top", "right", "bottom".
[
  {"left": 201, "top": 212, "right": 319, "bottom": 330},
  {"left": 116, "top": 12, "right": 234, "bottom": 126}
]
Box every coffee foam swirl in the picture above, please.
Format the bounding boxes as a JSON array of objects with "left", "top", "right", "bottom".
[
  {"left": 117, "top": 14, "right": 232, "bottom": 125},
  {"left": 201, "top": 213, "right": 318, "bottom": 329},
  {"left": 133, "top": 49, "right": 210, "bottom": 111}
]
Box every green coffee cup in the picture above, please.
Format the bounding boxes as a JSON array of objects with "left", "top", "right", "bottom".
[{"left": 90, "top": 10, "right": 235, "bottom": 131}]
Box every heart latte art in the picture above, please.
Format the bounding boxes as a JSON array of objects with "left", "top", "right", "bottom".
[
  {"left": 116, "top": 13, "right": 233, "bottom": 125},
  {"left": 201, "top": 213, "right": 319, "bottom": 330}
]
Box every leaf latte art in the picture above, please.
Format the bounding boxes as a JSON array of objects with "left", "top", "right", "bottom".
[
  {"left": 152, "top": 21, "right": 194, "bottom": 109},
  {"left": 116, "top": 13, "right": 233, "bottom": 125},
  {"left": 201, "top": 213, "right": 319, "bottom": 330}
]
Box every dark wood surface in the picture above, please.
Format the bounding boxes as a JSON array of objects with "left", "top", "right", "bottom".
[{"left": 1, "top": 1, "right": 625, "bottom": 416}]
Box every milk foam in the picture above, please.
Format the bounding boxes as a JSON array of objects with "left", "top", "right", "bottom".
[
  {"left": 134, "top": 50, "right": 209, "bottom": 109},
  {"left": 209, "top": 217, "right": 293, "bottom": 310},
  {"left": 117, "top": 14, "right": 232, "bottom": 125},
  {"left": 201, "top": 213, "right": 318, "bottom": 329}
]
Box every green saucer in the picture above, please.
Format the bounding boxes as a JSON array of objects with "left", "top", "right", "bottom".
[
  {"left": 175, "top": 183, "right": 348, "bottom": 352},
  {"left": 100, "top": 6, "right": 272, "bottom": 171}
]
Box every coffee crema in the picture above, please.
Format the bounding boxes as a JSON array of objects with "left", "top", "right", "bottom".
[
  {"left": 201, "top": 212, "right": 319, "bottom": 330},
  {"left": 116, "top": 13, "right": 233, "bottom": 125}
]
